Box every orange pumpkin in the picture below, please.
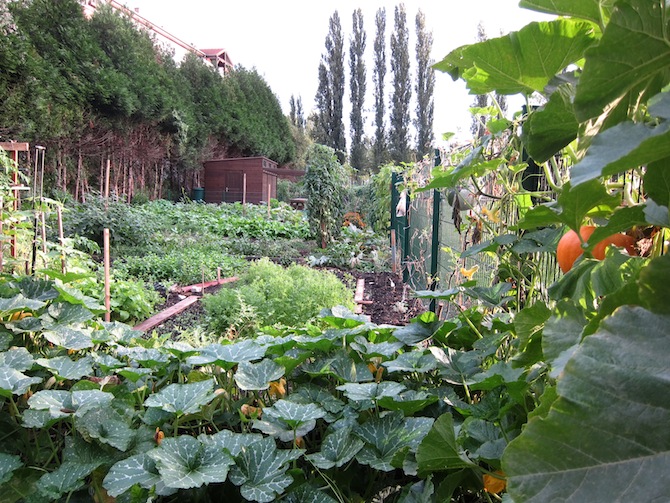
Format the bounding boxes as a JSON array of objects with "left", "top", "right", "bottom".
[{"left": 556, "top": 226, "right": 636, "bottom": 273}]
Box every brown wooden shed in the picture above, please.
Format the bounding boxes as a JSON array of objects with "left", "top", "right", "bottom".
[{"left": 203, "top": 156, "right": 279, "bottom": 204}]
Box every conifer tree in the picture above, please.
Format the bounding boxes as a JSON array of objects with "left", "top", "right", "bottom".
[
  {"left": 414, "top": 9, "right": 435, "bottom": 159},
  {"left": 349, "top": 8, "right": 367, "bottom": 172},
  {"left": 389, "top": 4, "right": 411, "bottom": 164},
  {"left": 372, "top": 7, "right": 388, "bottom": 169},
  {"left": 313, "top": 11, "right": 346, "bottom": 160}
]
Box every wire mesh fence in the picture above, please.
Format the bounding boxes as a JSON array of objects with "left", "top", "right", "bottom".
[{"left": 391, "top": 150, "right": 563, "bottom": 319}]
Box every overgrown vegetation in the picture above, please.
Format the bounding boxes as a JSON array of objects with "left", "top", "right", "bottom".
[{"left": 203, "top": 258, "right": 355, "bottom": 337}]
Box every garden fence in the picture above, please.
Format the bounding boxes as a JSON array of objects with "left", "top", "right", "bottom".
[{"left": 391, "top": 150, "right": 562, "bottom": 319}]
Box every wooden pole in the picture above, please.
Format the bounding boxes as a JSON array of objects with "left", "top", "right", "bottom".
[
  {"left": 57, "top": 205, "right": 66, "bottom": 274},
  {"left": 104, "top": 228, "right": 111, "bottom": 322},
  {"left": 267, "top": 183, "right": 271, "bottom": 217},
  {"left": 390, "top": 229, "right": 397, "bottom": 273},
  {"left": 105, "top": 158, "right": 111, "bottom": 206},
  {"left": 0, "top": 195, "right": 3, "bottom": 272},
  {"left": 243, "top": 173, "right": 247, "bottom": 205},
  {"left": 41, "top": 212, "right": 47, "bottom": 254}
]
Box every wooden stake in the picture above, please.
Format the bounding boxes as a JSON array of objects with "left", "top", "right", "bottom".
[
  {"left": 105, "top": 158, "right": 111, "bottom": 205},
  {"left": 243, "top": 173, "right": 247, "bottom": 205},
  {"left": 267, "top": 183, "right": 271, "bottom": 217},
  {"left": 41, "top": 211, "right": 47, "bottom": 254},
  {"left": 104, "top": 228, "right": 111, "bottom": 322},
  {"left": 57, "top": 205, "right": 66, "bottom": 274},
  {"left": 0, "top": 196, "right": 3, "bottom": 272}
]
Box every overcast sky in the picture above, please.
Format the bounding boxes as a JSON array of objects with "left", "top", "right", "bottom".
[{"left": 129, "top": 0, "right": 553, "bottom": 145}]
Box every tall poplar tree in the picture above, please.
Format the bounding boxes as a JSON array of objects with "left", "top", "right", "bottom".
[
  {"left": 349, "top": 8, "right": 367, "bottom": 172},
  {"left": 313, "top": 11, "right": 346, "bottom": 159},
  {"left": 470, "top": 23, "right": 489, "bottom": 139},
  {"left": 389, "top": 4, "right": 411, "bottom": 164},
  {"left": 414, "top": 9, "right": 435, "bottom": 159},
  {"left": 372, "top": 7, "right": 388, "bottom": 169}
]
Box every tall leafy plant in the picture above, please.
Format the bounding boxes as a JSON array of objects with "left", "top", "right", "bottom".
[
  {"left": 425, "top": 0, "right": 670, "bottom": 501},
  {"left": 304, "top": 144, "right": 346, "bottom": 248}
]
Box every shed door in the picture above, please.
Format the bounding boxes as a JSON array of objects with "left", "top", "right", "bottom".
[{"left": 224, "top": 171, "right": 244, "bottom": 203}]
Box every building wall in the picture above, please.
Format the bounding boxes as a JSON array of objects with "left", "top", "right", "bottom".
[{"left": 203, "top": 157, "right": 277, "bottom": 204}]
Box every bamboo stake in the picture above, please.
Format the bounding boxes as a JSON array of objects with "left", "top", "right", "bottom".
[
  {"left": 390, "top": 229, "right": 397, "bottom": 273},
  {"left": 105, "top": 158, "right": 111, "bottom": 206},
  {"left": 104, "top": 228, "right": 111, "bottom": 322},
  {"left": 0, "top": 195, "right": 3, "bottom": 272},
  {"left": 57, "top": 205, "right": 66, "bottom": 274},
  {"left": 41, "top": 212, "right": 47, "bottom": 254}
]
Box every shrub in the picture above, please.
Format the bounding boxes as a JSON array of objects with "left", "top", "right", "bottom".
[{"left": 203, "top": 258, "right": 354, "bottom": 333}]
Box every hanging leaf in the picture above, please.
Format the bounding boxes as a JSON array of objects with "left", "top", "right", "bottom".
[
  {"left": 147, "top": 435, "right": 234, "bottom": 489},
  {"left": 435, "top": 20, "right": 597, "bottom": 95},
  {"left": 504, "top": 307, "right": 670, "bottom": 502},
  {"left": 198, "top": 429, "right": 263, "bottom": 457},
  {"left": 281, "top": 483, "right": 339, "bottom": 503},
  {"left": 234, "top": 359, "right": 285, "bottom": 391},
  {"left": 0, "top": 453, "right": 22, "bottom": 485},
  {"left": 0, "top": 347, "right": 34, "bottom": 371},
  {"left": 35, "top": 355, "right": 94, "bottom": 380},
  {"left": 350, "top": 336, "right": 404, "bottom": 357},
  {"left": 573, "top": 0, "right": 670, "bottom": 121},
  {"left": 77, "top": 408, "right": 134, "bottom": 451},
  {"left": 186, "top": 340, "right": 266, "bottom": 367},
  {"left": 36, "top": 461, "right": 99, "bottom": 500},
  {"left": 0, "top": 367, "right": 41, "bottom": 397},
  {"left": 416, "top": 413, "right": 476, "bottom": 472},
  {"left": 143, "top": 379, "right": 216, "bottom": 416},
  {"left": 306, "top": 427, "right": 365, "bottom": 469},
  {"left": 337, "top": 382, "right": 407, "bottom": 402},
  {"left": 0, "top": 294, "right": 45, "bottom": 314},
  {"left": 519, "top": 0, "right": 613, "bottom": 26},
  {"left": 382, "top": 351, "right": 437, "bottom": 374},
  {"left": 103, "top": 453, "right": 163, "bottom": 497},
  {"left": 378, "top": 390, "right": 439, "bottom": 416},
  {"left": 228, "top": 437, "right": 303, "bottom": 503},
  {"left": 42, "top": 326, "right": 94, "bottom": 350},
  {"left": 42, "top": 302, "right": 94, "bottom": 326},
  {"left": 354, "top": 412, "right": 434, "bottom": 472}
]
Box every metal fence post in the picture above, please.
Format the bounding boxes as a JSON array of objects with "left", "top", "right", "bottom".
[{"left": 429, "top": 149, "right": 441, "bottom": 313}]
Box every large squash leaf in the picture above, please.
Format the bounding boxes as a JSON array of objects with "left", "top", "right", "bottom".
[
  {"left": 504, "top": 306, "right": 670, "bottom": 501},
  {"left": 435, "top": 19, "right": 597, "bottom": 95}
]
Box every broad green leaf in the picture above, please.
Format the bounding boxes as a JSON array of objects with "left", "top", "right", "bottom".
[
  {"left": 116, "top": 346, "right": 169, "bottom": 365},
  {"left": 319, "top": 306, "right": 369, "bottom": 328},
  {"left": 254, "top": 400, "right": 326, "bottom": 442},
  {"left": 228, "top": 437, "right": 303, "bottom": 503},
  {"left": 355, "top": 413, "right": 434, "bottom": 472},
  {"left": 77, "top": 408, "right": 134, "bottom": 451},
  {"left": 234, "top": 359, "right": 285, "bottom": 391},
  {"left": 42, "top": 326, "right": 93, "bottom": 350},
  {"left": 0, "top": 294, "right": 45, "bottom": 314},
  {"left": 570, "top": 121, "right": 670, "bottom": 186},
  {"left": 639, "top": 254, "right": 670, "bottom": 314},
  {"left": 504, "top": 306, "right": 670, "bottom": 502},
  {"left": 350, "top": 336, "right": 403, "bottom": 357},
  {"left": 416, "top": 413, "right": 476, "bottom": 472},
  {"left": 514, "top": 301, "right": 551, "bottom": 347},
  {"left": 510, "top": 227, "right": 562, "bottom": 254},
  {"left": 543, "top": 301, "right": 586, "bottom": 378},
  {"left": 281, "top": 484, "right": 338, "bottom": 503},
  {"left": 519, "top": 0, "right": 614, "bottom": 26},
  {"left": 103, "top": 453, "right": 162, "bottom": 497},
  {"left": 291, "top": 384, "right": 345, "bottom": 415},
  {"left": 14, "top": 277, "right": 59, "bottom": 301},
  {"left": 28, "top": 390, "right": 114, "bottom": 419},
  {"left": 644, "top": 157, "right": 670, "bottom": 207},
  {"left": 377, "top": 390, "right": 439, "bottom": 415},
  {"left": 144, "top": 379, "right": 215, "bottom": 415},
  {"left": 523, "top": 84, "right": 579, "bottom": 162},
  {"left": 573, "top": 0, "right": 670, "bottom": 121},
  {"left": 302, "top": 350, "right": 373, "bottom": 383},
  {"left": 463, "top": 283, "right": 514, "bottom": 308},
  {"left": 264, "top": 399, "right": 326, "bottom": 426},
  {"left": 35, "top": 355, "right": 93, "bottom": 380},
  {"left": 36, "top": 461, "right": 98, "bottom": 500},
  {"left": 429, "top": 346, "right": 482, "bottom": 385},
  {"left": 460, "top": 418, "right": 507, "bottom": 461},
  {"left": 435, "top": 20, "right": 597, "bottom": 95},
  {"left": 337, "top": 382, "right": 407, "bottom": 402},
  {"left": 0, "top": 347, "right": 34, "bottom": 371},
  {"left": 587, "top": 205, "right": 648, "bottom": 246},
  {"left": 0, "top": 367, "right": 41, "bottom": 397},
  {"left": 147, "top": 435, "right": 234, "bottom": 489},
  {"left": 42, "top": 302, "right": 94, "bottom": 326},
  {"left": 397, "top": 477, "right": 435, "bottom": 503},
  {"left": 305, "top": 427, "right": 364, "bottom": 469},
  {"left": 186, "top": 340, "right": 266, "bottom": 367},
  {"left": 469, "top": 362, "right": 525, "bottom": 391},
  {"left": 0, "top": 453, "right": 22, "bottom": 485},
  {"left": 198, "top": 429, "right": 263, "bottom": 457},
  {"left": 52, "top": 284, "right": 106, "bottom": 313},
  {"left": 382, "top": 351, "right": 437, "bottom": 373}
]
